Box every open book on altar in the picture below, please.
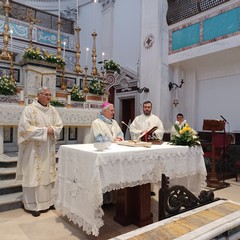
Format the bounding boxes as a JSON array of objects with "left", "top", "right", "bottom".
[{"left": 140, "top": 126, "right": 158, "bottom": 142}]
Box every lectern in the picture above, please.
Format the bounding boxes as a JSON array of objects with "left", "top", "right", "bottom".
[{"left": 203, "top": 119, "right": 225, "bottom": 188}]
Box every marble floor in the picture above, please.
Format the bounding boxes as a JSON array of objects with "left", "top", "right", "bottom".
[{"left": 0, "top": 179, "right": 240, "bottom": 240}]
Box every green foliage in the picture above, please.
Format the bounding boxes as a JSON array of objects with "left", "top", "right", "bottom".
[
  {"left": 104, "top": 59, "right": 121, "bottom": 74},
  {"left": 70, "top": 85, "right": 85, "bottom": 101},
  {"left": 0, "top": 75, "right": 17, "bottom": 95},
  {"left": 50, "top": 98, "right": 65, "bottom": 107},
  {"left": 170, "top": 123, "right": 201, "bottom": 147},
  {"left": 22, "top": 47, "right": 65, "bottom": 69},
  {"left": 89, "top": 78, "right": 104, "bottom": 96}
]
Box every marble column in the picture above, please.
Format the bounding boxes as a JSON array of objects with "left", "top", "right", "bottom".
[{"left": 139, "top": 0, "right": 172, "bottom": 129}]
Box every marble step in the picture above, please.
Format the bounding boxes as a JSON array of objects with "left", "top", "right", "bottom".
[
  {"left": 0, "top": 192, "right": 23, "bottom": 212},
  {"left": 0, "top": 179, "right": 22, "bottom": 195}
]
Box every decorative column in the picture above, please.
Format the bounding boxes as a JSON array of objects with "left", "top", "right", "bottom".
[{"left": 0, "top": 0, "right": 11, "bottom": 61}]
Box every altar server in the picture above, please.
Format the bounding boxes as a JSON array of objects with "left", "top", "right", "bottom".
[
  {"left": 16, "top": 87, "right": 63, "bottom": 217},
  {"left": 130, "top": 100, "right": 164, "bottom": 141}
]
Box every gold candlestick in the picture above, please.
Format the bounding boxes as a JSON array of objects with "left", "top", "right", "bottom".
[
  {"left": 83, "top": 66, "right": 89, "bottom": 93},
  {"left": 61, "top": 65, "right": 67, "bottom": 91},
  {"left": 74, "top": 26, "right": 83, "bottom": 74},
  {"left": 0, "top": 0, "right": 11, "bottom": 61},
  {"left": 10, "top": 52, "right": 15, "bottom": 84},
  {"left": 57, "top": 19, "right": 62, "bottom": 58},
  {"left": 101, "top": 67, "right": 108, "bottom": 96},
  {"left": 91, "top": 31, "right": 99, "bottom": 76}
]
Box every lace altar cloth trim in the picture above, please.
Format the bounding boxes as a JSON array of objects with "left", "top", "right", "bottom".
[
  {"left": 0, "top": 104, "right": 99, "bottom": 126},
  {"left": 55, "top": 143, "right": 207, "bottom": 236}
]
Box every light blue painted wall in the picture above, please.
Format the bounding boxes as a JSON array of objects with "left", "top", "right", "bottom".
[
  {"left": 203, "top": 7, "right": 240, "bottom": 41},
  {"left": 172, "top": 23, "right": 200, "bottom": 51}
]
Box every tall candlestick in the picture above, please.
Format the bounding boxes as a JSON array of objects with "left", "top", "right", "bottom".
[
  {"left": 10, "top": 29, "right": 13, "bottom": 53},
  {"left": 86, "top": 47, "right": 89, "bottom": 66},
  {"left": 93, "top": 0, "right": 97, "bottom": 31},
  {"left": 76, "top": 0, "right": 79, "bottom": 26},
  {"left": 63, "top": 41, "right": 66, "bottom": 59},
  {"left": 102, "top": 52, "right": 105, "bottom": 68},
  {"left": 58, "top": 0, "right": 61, "bottom": 20}
]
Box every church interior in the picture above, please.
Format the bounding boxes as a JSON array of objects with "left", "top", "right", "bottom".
[{"left": 1, "top": 0, "right": 240, "bottom": 239}]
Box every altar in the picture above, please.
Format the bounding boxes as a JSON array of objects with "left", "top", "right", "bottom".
[{"left": 55, "top": 142, "right": 207, "bottom": 236}]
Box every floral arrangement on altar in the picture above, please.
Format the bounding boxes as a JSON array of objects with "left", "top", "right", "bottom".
[
  {"left": 89, "top": 78, "right": 104, "bottom": 96},
  {"left": 70, "top": 85, "right": 85, "bottom": 101},
  {"left": 0, "top": 75, "right": 17, "bottom": 95},
  {"left": 104, "top": 59, "right": 121, "bottom": 74},
  {"left": 170, "top": 123, "right": 201, "bottom": 147},
  {"left": 22, "top": 47, "right": 65, "bottom": 68},
  {"left": 50, "top": 98, "right": 65, "bottom": 107}
]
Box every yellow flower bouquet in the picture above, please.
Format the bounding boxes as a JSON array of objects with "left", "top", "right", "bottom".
[{"left": 170, "top": 123, "right": 201, "bottom": 147}]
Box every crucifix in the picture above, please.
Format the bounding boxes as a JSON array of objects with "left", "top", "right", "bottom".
[{"left": 24, "top": 9, "right": 41, "bottom": 49}]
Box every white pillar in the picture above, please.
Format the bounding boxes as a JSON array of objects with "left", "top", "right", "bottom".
[{"left": 140, "top": 0, "right": 171, "bottom": 128}]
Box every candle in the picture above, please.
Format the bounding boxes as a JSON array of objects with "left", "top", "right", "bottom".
[
  {"left": 102, "top": 52, "right": 105, "bottom": 68},
  {"left": 6, "top": 0, "right": 9, "bottom": 5},
  {"left": 93, "top": 0, "right": 97, "bottom": 31},
  {"left": 63, "top": 41, "right": 66, "bottom": 59},
  {"left": 10, "top": 29, "right": 13, "bottom": 53},
  {"left": 76, "top": 0, "right": 79, "bottom": 26},
  {"left": 86, "top": 47, "right": 89, "bottom": 66},
  {"left": 67, "top": 94, "right": 71, "bottom": 105},
  {"left": 58, "top": 0, "right": 61, "bottom": 20},
  {"left": 20, "top": 90, "right": 24, "bottom": 101}
]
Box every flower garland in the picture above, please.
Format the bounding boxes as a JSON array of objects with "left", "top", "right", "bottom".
[
  {"left": 70, "top": 85, "right": 85, "bottom": 101},
  {"left": 0, "top": 75, "right": 17, "bottom": 95},
  {"left": 104, "top": 59, "right": 121, "bottom": 74},
  {"left": 170, "top": 123, "right": 201, "bottom": 147},
  {"left": 22, "top": 47, "right": 65, "bottom": 69}
]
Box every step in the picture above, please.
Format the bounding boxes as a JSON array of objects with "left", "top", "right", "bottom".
[
  {"left": 0, "top": 167, "right": 16, "bottom": 175},
  {"left": 0, "top": 192, "right": 23, "bottom": 212},
  {"left": 0, "top": 179, "right": 22, "bottom": 195}
]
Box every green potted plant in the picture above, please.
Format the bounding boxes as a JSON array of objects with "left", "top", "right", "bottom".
[
  {"left": 104, "top": 59, "right": 121, "bottom": 74},
  {"left": 89, "top": 78, "right": 104, "bottom": 96},
  {"left": 70, "top": 85, "right": 85, "bottom": 101},
  {"left": 0, "top": 75, "right": 17, "bottom": 95}
]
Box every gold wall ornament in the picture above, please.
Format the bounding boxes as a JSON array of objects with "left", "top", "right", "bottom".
[
  {"left": 91, "top": 31, "right": 99, "bottom": 76},
  {"left": 0, "top": 0, "right": 11, "bottom": 61},
  {"left": 74, "top": 26, "right": 83, "bottom": 74}
]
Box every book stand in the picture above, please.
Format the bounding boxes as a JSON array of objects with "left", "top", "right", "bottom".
[{"left": 203, "top": 119, "right": 225, "bottom": 188}]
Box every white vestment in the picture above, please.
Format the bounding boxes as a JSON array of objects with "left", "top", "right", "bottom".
[
  {"left": 130, "top": 114, "right": 165, "bottom": 140},
  {"left": 16, "top": 100, "right": 63, "bottom": 211},
  {"left": 88, "top": 114, "right": 124, "bottom": 143}
]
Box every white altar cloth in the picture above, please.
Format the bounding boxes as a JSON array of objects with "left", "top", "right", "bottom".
[
  {"left": 55, "top": 142, "right": 207, "bottom": 236},
  {"left": 0, "top": 104, "right": 99, "bottom": 126}
]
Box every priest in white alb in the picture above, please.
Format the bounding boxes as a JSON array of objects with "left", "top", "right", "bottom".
[{"left": 16, "top": 87, "right": 63, "bottom": 217}]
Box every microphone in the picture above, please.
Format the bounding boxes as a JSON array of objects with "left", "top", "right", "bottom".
[
  {"left": 122, "top": 121, "right": 131, "bottom": 129},
  {"left": 220, "top": 115, "right": 229, "bottom": 124}
]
